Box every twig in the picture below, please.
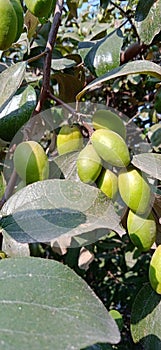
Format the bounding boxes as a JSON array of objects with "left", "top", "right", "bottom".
[
  {"left": 110, "top": 0, "right": 140, "bottom": 42},
  {"left": 0, "top": 0, "right": 64, "bottom": 209}
]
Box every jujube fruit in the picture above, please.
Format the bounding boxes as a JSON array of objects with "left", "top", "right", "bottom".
[
  {"left": 92, "top": 109, "right": 126, "bottom": 139},
  {"left": 97, "top": 168, "right": 118, "bottom": 200},
  {"left": 13, "top": 141, "right": 49, "bottom": 185},
  {"left": 91, "top": 129, "right": 130, "bottom": 167},
  {"left": 24, "top": 0, "right": 55, "bottom": 18},
  {"left": 127, "top": 210, "right": 156, "bottom": 252},
  {"left": 118, "top": 166, "right": 151, "bottom": 214},
  {"left": 0, "top": 0, "right": 23, "bottom": 50},
  {"left": 11, "top": 0, "right": 24, "bottom": 42},
  {"left": 149, "top": 245, "right": 161, "bottom": 294},
  {"left": 57, "top": 125, "right": 83, "bottom": 155},
  {"left": 77, "top": 144, "right": 102, "bottom": 184}
]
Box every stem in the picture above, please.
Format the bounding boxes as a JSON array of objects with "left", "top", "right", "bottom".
[{"left": 0, "top": 0, "right": 64, "bottom": 209}]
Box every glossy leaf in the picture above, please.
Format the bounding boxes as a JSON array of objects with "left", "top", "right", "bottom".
[
  {"left": 0, "top": 85, "right": 37, "bottom": 141},
  {"left": 0, "top": 257, "right": 120, "bottom": 349},
  {"left": 76, "top": 60, "right": 161, "bottom": 100},
  {"left": 0, "top": 62, "right": 26, "bottom": 113},
  {"left": 0, "top": 179, "right": 124, "bottom": 247},
  {"left": 135, "top": 0, "right": 161, "bottom": 44},
  {"left": 131, "top": 283, "right": 161, "bottom": 348},
  {"left": 132, "top": 153, "right": 161, "bottom": 181},
  {"left": 84, "top": 28, "right": 123, "bottom": 77}
]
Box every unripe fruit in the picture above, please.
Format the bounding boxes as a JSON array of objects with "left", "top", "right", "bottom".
[
  {"left": 118, "top": 166, "right": 151, "bottom": 214},
  {"left": 127, "top": 210, "right": 156, "bottom": 252},
  {"left": 0, "top": 0, "right": 21, "bottom": 50},
  {"left": 149, "top": 245, "right": 161, "bottom": 294},
  {"left": 13, "top": 141, "right": 49, "bottom": 185},
  {"left": 97, "top": 168, "right": 118, "bottom": 200},
  {"left": 92, "top": 109, "right": 126, "bottom": 139},
  {"left": 11, "top": 0, "right": 24, "bottom": 42},
  {"left": 77, "top": 144, "right": 102, "bottom": 184},
  {"left": 57, "top": 125, "right": 83, "bottom": 155},
  {"left": 25, "top": 0, "right": 55, "bottom": 18},
  {"left": 91, "top": 129, "right": 130, "bottom": 167}
]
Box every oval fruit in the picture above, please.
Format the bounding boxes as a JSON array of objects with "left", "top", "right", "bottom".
[
  {"left": 13, "top": 141, "right": 49, "bottom": 185},
  {"left": 91, "top": 129, "right": 130, "bottom": 167},
  {"left": 77, "top": 144, "right": 102, "bottom": 183},
  {"left": 0, "top": 0, "right": 18, "bottom": 50},
  {"left": 92, "top": 109, "right": 126, "bottom": 139},
  {"left": 97, "top": 168, "right": 118, "bottom": 200},
  {"left": 118, "top": 166, "right": 151, "bottom": 214},
  {"left": 57, "top": 125, "right": 83, "bottom": 155},
  {"left": 11, "top": 0, "right": 24, "bottom": 42},
  {"left": 149, "top": 245, "right": 161, "bottom": 294},
  {"left": 25, "top": 0, "right": 55, "bottom": 18},
  {"left": 127, "top": 210, "right": 156, "bottom": 252}
]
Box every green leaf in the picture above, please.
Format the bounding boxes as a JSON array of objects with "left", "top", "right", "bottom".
[
  {"left": 131, "top": 153, "right": 161, "bottom": 181},
  {"left": 0, "top": 179, "right": 124, "bottom": 246},
  {"left": 131, "top": 283, "right": 161, "bottom": 348},
  {"left": 135, "top": 0, "right": 161, "bottom": 44},
  {"left": 84, "top": 28, "right": 123, "bottom": 77},
  {"left": 76, "top": 60, "right": 161, "bottom": 100},
  {"left": 0, "top": 62, "right": 26, "bottom": 113},
  {"left": 0, "top": 85, "right": 37, "bottom": 142},
  {"left": 0, "top": 257, "right": 120, "bottom": 349},
  {"left": 135, "top": 0, "right": 156, "bottom": 21},
  {"left": 51, "top": 58, "right": 76, "bottom": 71}
]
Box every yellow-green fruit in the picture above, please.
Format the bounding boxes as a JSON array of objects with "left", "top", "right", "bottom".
[
  {"left": 0, "top": 0, "right": 18, "bottom": 50},
  {"left": 77, "top": 144, "right": 102, "bottom": 183},
  {"left": 109, "top": 310, "right": 123, "bottom": 331},
  {"left": 57, "top": 125, "right": 83, "bottom": 155},
  {"left": 92, "top": 109, "right": 126, "bottom": 139},
  {"left": 13, "top": 141, "right": 49, "bottom": 185},
  {"left": 91, "top": 129, "right": 130, "bottom": 167},
  {"left": 97, "top": 168, "right": 118, "bottom": 200},
  {"left": 118, "top": 166, "right": 151, "bottom": 214},
  {"left": 149, "top": 245, "right": 161, "bottom": 294},
  {"left": 11, "top": 0, "right": 24, "bottom": 42},
  {"left": 24, "top": 0, "right": 55, "bottom": 18},
  {"left": 127, "top": 210, "right": 156, "bottom": 252}
]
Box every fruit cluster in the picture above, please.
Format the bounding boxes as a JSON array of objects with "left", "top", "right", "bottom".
[
  {"left": 56, "top": 109, "right": 159, "bottom": 292},
  {"left": 0, "top": 0, "right": 24, "bottom": 50}
]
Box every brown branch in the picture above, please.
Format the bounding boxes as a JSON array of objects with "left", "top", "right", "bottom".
[
  {"left": 0, "top": 0, "right": 64, "bottom": 210},
  {"left": 34, "top": 0, "right": 64, "bottom": 114},
  {"left": 110, "top": 0, "right": 140, "bottom": 42}
]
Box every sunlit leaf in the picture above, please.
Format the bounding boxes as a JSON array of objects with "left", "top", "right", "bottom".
[
  {"left": 0, "top": 179, "right": 124, "bottom": 247},
  {"left": 0, "top": 62, "right": 26, "bottom": 112},
  {"left": 77, "top": 60, "right": 161, "bottom": 100},
  {"left": 0, "top": 257, "right": 120, "bottom": 349},
  {"left": 131, "top": 283, "right": 161, "bottom": 348}
]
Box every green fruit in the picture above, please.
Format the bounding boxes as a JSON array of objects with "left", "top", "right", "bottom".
[
  {"left": 118, "top": 166, "right": 151, "bottom": 214},
  {"left": 25, "top": 0, "right": 55, "bottom": 18},
  {"left": 92, "top": 109, "right": 126, "bottom": 139},
  {"left": 97, "top": 168, "right": 118, "bottom": 200},
  {"left": 149, "top": 245, "right": 161, "bottom": 294},
  {"left": 57, "top": 125, "right": 83, "bottom": 155},
  {"left": 0, "top": 0, "right": 23, "bottom": 50},
  {"left": 77, "top": 144, "right": 102, "bottom": 184},
  {"left": 109, "top": 309, "right": 123, "bottom": 331},
  {"left": 0, "top": 0, "right": 17, "bottom": 50},
  {"left": 13, "top": 141, "right": 49, "bottom": 185},
  {"left": 91, "top": 129, "right": 130, "bottom": 167},
  {"left": 11, "top": 0, "right": 24, "bottom": 42},
  {"left": 127, "top": 210, "right": 156, "bottom": 252}
]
